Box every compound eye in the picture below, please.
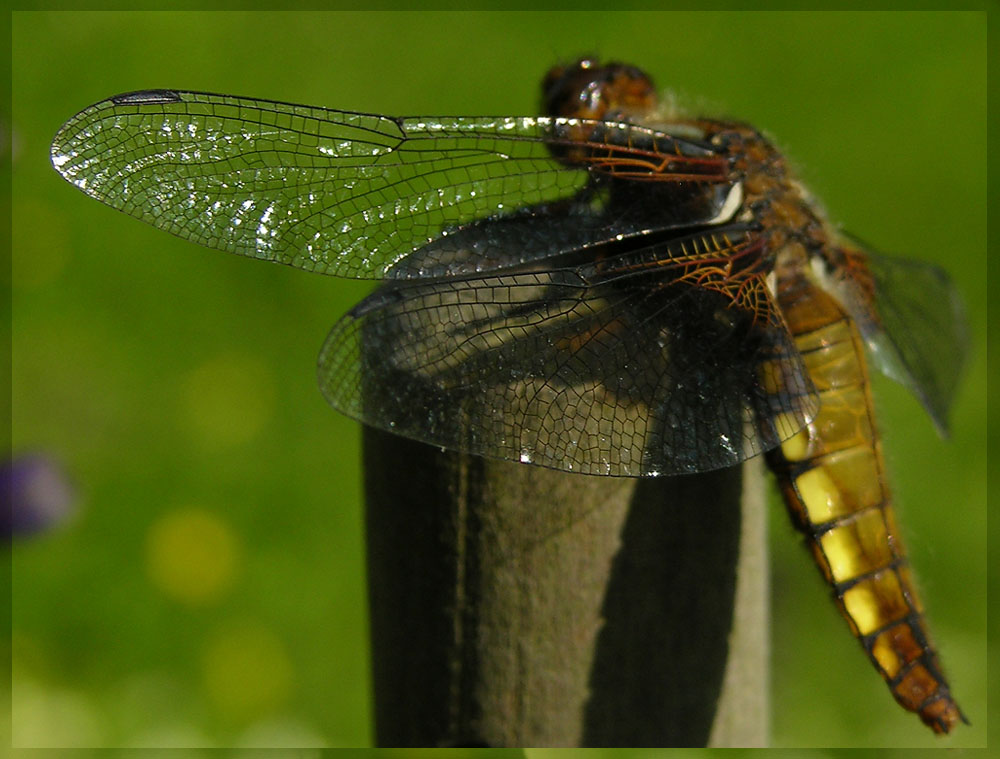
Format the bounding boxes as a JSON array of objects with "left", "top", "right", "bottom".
[
  {"left": 541, "top": 56, "right": 597, "bottom": 113},
  {"left": 541, "top": 58, "right": 655, "bottom": 121}
]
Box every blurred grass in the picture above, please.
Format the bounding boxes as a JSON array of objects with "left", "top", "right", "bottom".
[{"left": 10, "top": 10, "right": 985, "bottom": 748}]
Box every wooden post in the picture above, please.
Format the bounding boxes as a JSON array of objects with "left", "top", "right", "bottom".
[{"left": 363, "top": 426, "right": 768, "bottom": 747}]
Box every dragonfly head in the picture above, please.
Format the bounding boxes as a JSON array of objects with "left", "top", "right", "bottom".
[{"left": 542, "top": 56, "right": 656, "bottom": 123}]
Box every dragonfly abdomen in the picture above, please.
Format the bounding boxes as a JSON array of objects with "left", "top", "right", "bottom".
[{"left": 766, "top": 267, "right": 965, "bottom": 734}]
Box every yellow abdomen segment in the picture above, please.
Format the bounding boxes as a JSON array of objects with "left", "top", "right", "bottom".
[{"left": 767, "top": 271, "right": 965, "bottom": 734}]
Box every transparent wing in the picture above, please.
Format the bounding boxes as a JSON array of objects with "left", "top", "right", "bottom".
[
  {"left": 51, "top": 89, "right": 733, "bottom": 280},
  {"left": 831, "top": 240, "right": 969, "bottom": 436},
  {"left": 318, "top": 226, "right": 818, "bottom": 476}
]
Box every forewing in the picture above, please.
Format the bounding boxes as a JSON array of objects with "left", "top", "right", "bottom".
[
  {"left": 318, "top": 228, "right": 817, "bottom": 476},
  {"left": 51, "top": 90, "right": 733, "bottom": 280}
]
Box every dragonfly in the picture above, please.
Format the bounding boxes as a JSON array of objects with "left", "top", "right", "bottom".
[{"left": 51, "top": 57, "right": 968, "bottom": 734}]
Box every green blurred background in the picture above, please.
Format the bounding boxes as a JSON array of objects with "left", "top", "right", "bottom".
[{"left": 10, "top": 10, "right": 985, "bottom": 749}]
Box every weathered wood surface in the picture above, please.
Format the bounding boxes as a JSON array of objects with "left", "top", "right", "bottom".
[{"left": 364, "top": 426, "right": 768, "bottom": 747}]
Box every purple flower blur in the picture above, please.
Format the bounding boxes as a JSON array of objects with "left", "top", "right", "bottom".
[{"left": 2, "top": 454, "right": 76, "bottom": 538}]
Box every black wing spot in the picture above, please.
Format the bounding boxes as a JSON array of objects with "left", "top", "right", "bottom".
[{"left": 111, "top": 90, "right": 182, "bottom": 105}]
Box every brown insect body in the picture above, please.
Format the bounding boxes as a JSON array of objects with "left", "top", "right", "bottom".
[
  {"left": 50, "top": 56, "right": 968, "bottom": 736},
  {"left": 552, "top": 58, "right": 964, "bottom": 733}
]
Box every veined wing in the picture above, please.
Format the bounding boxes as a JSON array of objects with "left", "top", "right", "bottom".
[
  {"left": 318, "top": 225, "right": 818, "bottom": 476},
  {"left": 50, "top": 90, "right": 734, "bottom": 280},
  {"left": 825, "top": 240, "right": 969, "bottom": 436}
]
